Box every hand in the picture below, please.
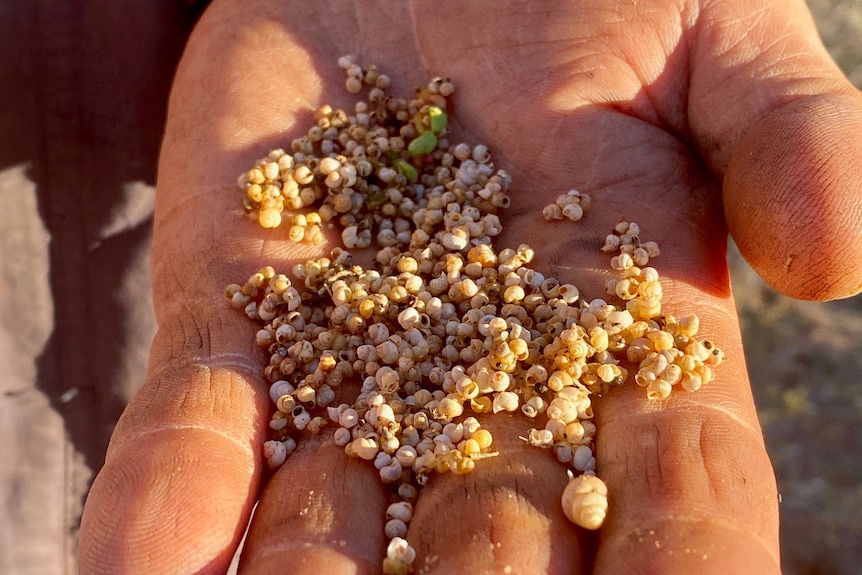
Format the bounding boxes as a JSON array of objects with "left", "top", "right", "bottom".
[{"left": 78, "top": 1, "right": 862, "bottom": 573}]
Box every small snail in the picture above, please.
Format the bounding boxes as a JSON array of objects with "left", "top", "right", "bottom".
[{"left": 561, "top": 471, "right": 609, "bottom": 530}]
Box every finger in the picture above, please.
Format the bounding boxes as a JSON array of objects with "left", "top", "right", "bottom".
[
  {"left": 407, "top": 414, "right": 590, "bottom": 575},
  {"left": 77, "top": 160, "right": 272, "bottom": 569},
  {"left": 518, "top": 128, "right": 780, "bottom": 574},
  {"left": 688, "top": 0, "right": 862, "bottom": 299},
  {"left": 724, "top": 93, "right": 862, "bottom": 300},
  {"left": 78, "top": 362, "right": 267, "bottom": 574},
  {"left": 78, "top": 3, "right": 320, "bottom": 571},
  {"left": 238, "top": 433, "right": 389, "bottom": 575},
  {"left": 593, "top": 290, "right": 780, "bottom": 574}
]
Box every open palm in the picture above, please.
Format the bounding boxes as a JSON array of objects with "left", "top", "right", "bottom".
[{"left": 79, "top": 1, "right": 862, "bottom": 574}]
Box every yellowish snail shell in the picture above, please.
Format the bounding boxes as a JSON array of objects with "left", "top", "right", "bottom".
[{"left": 561, "top": 472, "right": 609, "bottom": 530}]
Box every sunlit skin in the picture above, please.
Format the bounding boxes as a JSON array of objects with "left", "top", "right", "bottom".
[{"left": 79, "top": 1, "right": 862, "bottom": 574}]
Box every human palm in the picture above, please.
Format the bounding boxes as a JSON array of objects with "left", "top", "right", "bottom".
[{"left": 79, "top": 1, "right": 862, "bottom": 574}]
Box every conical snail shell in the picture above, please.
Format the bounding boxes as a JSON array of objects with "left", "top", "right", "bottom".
[{"left": 561, "top": 473, "right": 609, "bottom": 530}]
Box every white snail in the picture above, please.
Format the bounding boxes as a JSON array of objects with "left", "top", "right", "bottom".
[{"left": 561, "top": 472, "right": 609, "bottom": 530}]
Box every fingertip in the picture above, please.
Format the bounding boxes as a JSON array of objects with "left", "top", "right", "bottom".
[
  {"left": 594, "top": 381, "right": 781, "bottom": 575},
  {"left": 238, "top": 437, "right": 388, "bottom": 575},
  {"left": 596, "top": 517, "right": 781, "bottom": 575},
  {"left": 79, "top": 428, "right": 258, "bottom": 575},
  {"left": 407, "top": 415, "right": 590, "bottom": 575},
  {"left": 724, "top": 92, "right": 862, "bottom": 301}
]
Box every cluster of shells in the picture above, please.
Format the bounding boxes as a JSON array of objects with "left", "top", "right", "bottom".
[{"left": 226, "top": 57, "right": 723, "bottom": 574}]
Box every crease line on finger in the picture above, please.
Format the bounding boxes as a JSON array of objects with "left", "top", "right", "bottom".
[
  {"left": 108, "top": 422, "right": 258, "bottom": 473},
  {"left": 147, "top": 351, "right": 265, "bottom": 386},
  {"left": 675, "top": 400, "right": 763, "bottom": 441},
  {"left": 157, "top": 182, "right": 237, "bottom": 216},
  {"left": 602, "top": 397, "right": 765, "bottom": 443},
  {"left": 115, "top": 360, "right": 269, "bottom": 451}
]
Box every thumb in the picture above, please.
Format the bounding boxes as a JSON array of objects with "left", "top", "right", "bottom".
[
  {"left": 687, "top": 0, "right": 862, "bottom": 301},
  {"left": 723, "top": 92, "right": 862, "bottom": 301}
]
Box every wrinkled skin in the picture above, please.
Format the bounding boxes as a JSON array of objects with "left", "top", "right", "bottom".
[{"left": 78, "top": 1, "right": 862, "bottom": 574}]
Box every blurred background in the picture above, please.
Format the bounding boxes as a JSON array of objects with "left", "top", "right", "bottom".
[{"left": 732, "top": 1, "right": 862, "bottom": 573}]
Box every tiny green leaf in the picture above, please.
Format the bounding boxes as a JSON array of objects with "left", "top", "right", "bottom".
[
  {"left": 429, "top": 106, "right": 447, "bottom": 134},
  {"left": 394, "top": 159, "right": 418, "bottom": 181},
  {"left": 408, "top": 131, "right": 438, "bottom": 157}
]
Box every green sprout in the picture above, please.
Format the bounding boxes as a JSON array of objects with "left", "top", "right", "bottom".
[
  {"left": 428, "top": 106, "right": 447, "bottom": 134},
  {"left": 393, "top": 158, "right": 418, "bottom": 181},
  {"left": 407, "top": 106, "right": 447, "bottom": 158},
  {"left": 407, "top": 131, "right": 438, "bottom": 157}
]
